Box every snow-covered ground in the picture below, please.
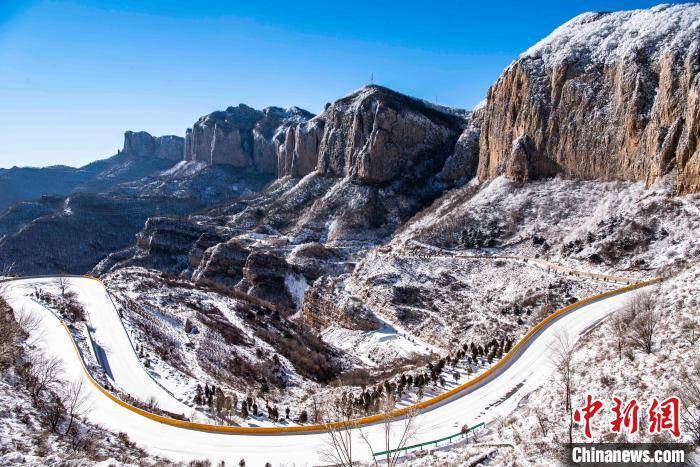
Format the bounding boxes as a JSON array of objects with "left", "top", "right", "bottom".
[
  {"left": 321, "top": 322, "right": 431, "bottom": 368},
  {"left": 103, "top": 268, "right": 330, "bottom": 425},
  {"left": 75, "top": 278, "right": 194, "bottom": 417},
  {"left": 2, "top": 276, "right": 646, "bottom": 464},
  {"left": 399, "top": 176, "right": 700, "bottom": 274},
  {"left": 522, "top": 3, "right": 700, "bottom": 68},
  {"left": 348, "top": 248, "right": 615, "bottom": 351},
  {"left": 482, "top": 263, "right": 700, "bottom": 463}
]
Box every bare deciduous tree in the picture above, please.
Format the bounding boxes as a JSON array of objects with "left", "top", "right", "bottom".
[
  {"left": 63, "top": 379, "right": 91, "bottom": 435},
  {"left": 533, "top": 406, "right": 551, "bottom": 437},
  {"left": 310, "top": 395, "right": 323, "bottom": 424},
  {"left": 610, "top": 312, "right": 628, "bottom": 360},
  {"left": 627, "top": 290, "right": 655, "bottom": 320},
  {"left": 15, "top": 306, "right": 40, "bottom": 334},
  {"left": 360, "top": 393, "right": 419, "bottom": 467},
  {"left": 54, "top": 273, "right": 71, "bottom": 298},
  {"left": 24, "top": 352, "right": 63, "bottom": 400},
  {"left": 319, "top": 392, "right": 358, "bottom": 467},
  {"left": 44, "top": 392, "right": 66, "bottom": 432},
  {"left": 550, "top": 332, "right": 576, "bottom": 446},
  {"left": 629, "top": 304, "right": 659, "bottom": 355},
  {"left": 677, "top": 362, "right": 700, "bottom": 444}
]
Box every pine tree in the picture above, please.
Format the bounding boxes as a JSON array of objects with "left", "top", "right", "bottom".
[
  {"left": 285, "top": 407, "right": 290, "bottom": 419},
  {"left": 504, "top": 338, "right": 513, "bottom": 353},
  {"left": 194, "top": 384, "right": 203, "bottom": 405}
]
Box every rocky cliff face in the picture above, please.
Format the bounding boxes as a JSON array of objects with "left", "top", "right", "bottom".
[
  {"left": 184, "top": 105, "right": 313, "bottom": 174},
  {"left": 275, "top": 86, "right": 469, "bottom": 184},
  {"left": 316, "top": 86, "right": 467, "bottom": 184},
  {"left": 191, "top": 238, "right": 250, "bottom": 286},
  {"left": 231, "top": 86, "right": 471, "bottom": 242},
  {"left": 240, "top": 250, "right": 293, "bottom": 310},
  {"left": 98, "top": 86, "right": 473, "bottom": 294},
  {"left": 301, "top": 276, "right": 380, "bottom": 332},
  {"left": 477, "top": 4, "right": 700, "bottom": 193},
  {"left": 122, "top": 131, "right": 184, "bottom": 160},
  {"left": 275, "top": 118, "right": 325, "bottom": 178}
]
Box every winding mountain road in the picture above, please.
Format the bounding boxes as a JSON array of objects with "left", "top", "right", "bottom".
[{"left": 2, "top": 275, "right": 655, "bottom": 465}]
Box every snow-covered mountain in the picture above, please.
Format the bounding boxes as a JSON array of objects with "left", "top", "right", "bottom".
[
  {"left": 478, "top": 3, "right": 700, "bottom": 193},
  {"left": 2, "top": 4, "right": 700, "bottom": 465}
]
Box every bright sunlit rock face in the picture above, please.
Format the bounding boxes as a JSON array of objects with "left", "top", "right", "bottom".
[{"left": 478, "top": 3, "right": 700, "bottom": 194}]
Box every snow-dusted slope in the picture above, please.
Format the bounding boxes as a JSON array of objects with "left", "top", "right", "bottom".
[
  {"left": 522, "top": 3, "right": 700, "bottom": 68},
  {"left": 3, "top": 276, "right": 647, "bottom": 464},
  {"left": 8, "top": 278, "right": 192, "bottom": 417},
  {"left": 75, "top": 278, "right": 194, "bottom": 417}
]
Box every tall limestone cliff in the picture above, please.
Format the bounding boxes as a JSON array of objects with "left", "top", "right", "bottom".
[
  {"left": 184, "top": 105, "right": 313, "bottom": 174},
  {"left": 477, "top": 4, "right": 700, "bottom": 193},
  {"left": 97, "top": 86, "right": 473, "bottom": 282},
  {"left": 122, "top": 131, "right": 184, "bottom": 160},
  {"left": 275, "top": 117, "right": 325, "bottom": 178},
  {"left": 276, "top": 85, "right": 470, "bottom": 184}
]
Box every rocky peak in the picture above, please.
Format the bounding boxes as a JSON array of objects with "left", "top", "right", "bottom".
[
  {"left": 122, "top": 131, "right": 184, "bottom": 161},
  {"left": 477, "top": 3, "right": 700, "bottom": 193},
  {"left": 184, "top": 104, "right": 313, "bottom": 174},
  {"left": 278, "top": 84, "right": 469, "bottom": 184}
]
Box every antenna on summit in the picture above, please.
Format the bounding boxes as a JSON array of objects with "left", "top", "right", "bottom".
[{"left": 370, "top": 73, "right": 373, "bottom": 85}]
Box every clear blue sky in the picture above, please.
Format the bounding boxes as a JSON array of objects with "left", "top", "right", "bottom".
[{"left": 0, "top": 0, "right": 682, "bottom": 168}]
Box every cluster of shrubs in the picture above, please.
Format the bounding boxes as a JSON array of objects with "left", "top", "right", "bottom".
[
  {"left": 32, "top": 287, "right": 86, "bottom": 322},
  {"left": 192, "top": 382, "right": 298, "bottom": 425}
]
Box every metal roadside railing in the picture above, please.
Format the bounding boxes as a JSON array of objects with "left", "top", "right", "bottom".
[
  {"left": 1, "top": 274, "right": 661, "bottom": 435},
  {"left": 373, "top": 421, "right": 485, "bottom": 458}
]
